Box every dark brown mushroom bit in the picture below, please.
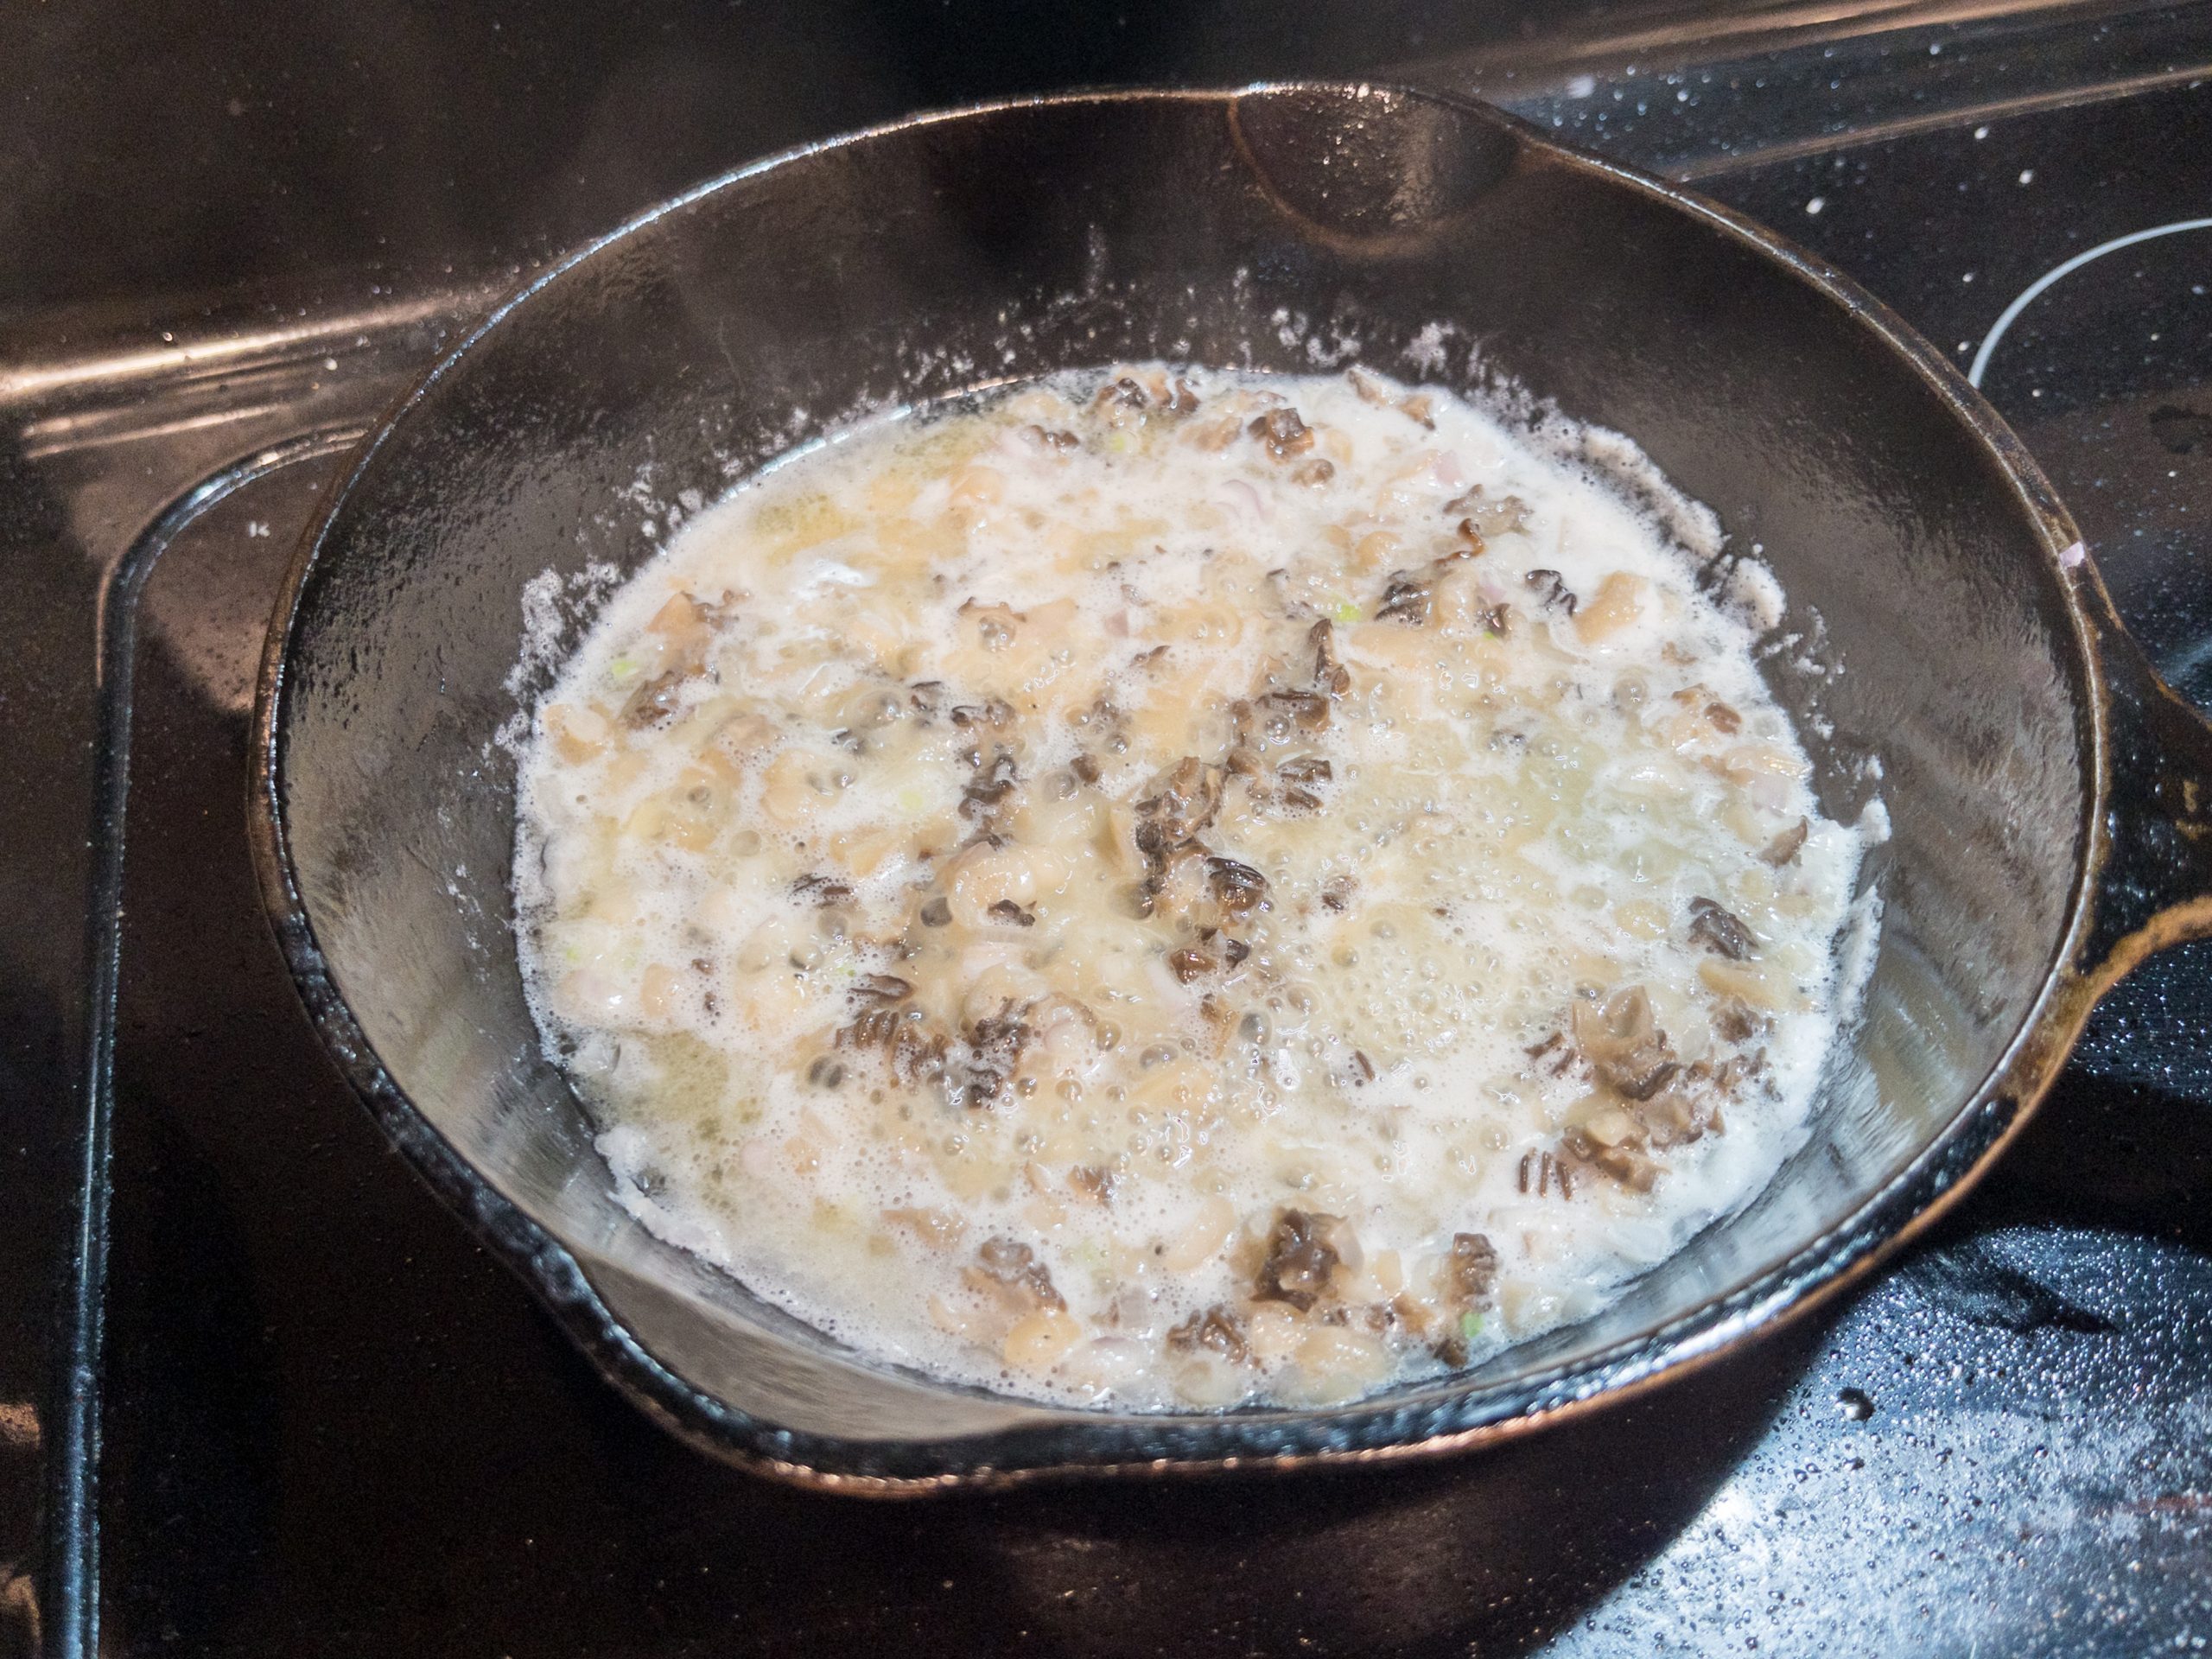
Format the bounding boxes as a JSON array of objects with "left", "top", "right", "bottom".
[
  {"left": 1688, "top": 896, "right": 1758, "bottom": 959},
  {"left": 1446, "top": 1231, "right": 1499, "bottom": 1306},
  {"left": 969, "top": 1238, "right": 1066, "bottom": 1312},
  {"left": 1375, "top": 571, "right": 1433, "bottom": 626},
  {"left": 1248, "top": 406, "right": 1315, "bottom": 459},
  {"left": 1166, "top": 1305, "right": 1251, "bottom": 1364},
  {"left": 1205, "top": 856, "right": 1269, "bottom": 916},
  {"left": 1759, "top": 818, "right": 1809, "bottom": 867},
  {"left": 1309, "top": 618, "right": 1351, "bottom": 696},
  {"left": 1572, "top": 987, "right": 1679, "bottom": 1100},
  {"left": 1258, "top": 687, "right": 1332, "bottom": 734},
  {"left": 1137, "top": 756, "right": 1224, "bottom": 845},
  {"left": 1166, "top": 944, "right": 1218, "bottom": 983},
  {"left": 1523, "top": 568, "right": 1578, "bottom": 616},
  {"left": 1253, "top": 1208, "right": 1341, "bottom": 1312}
]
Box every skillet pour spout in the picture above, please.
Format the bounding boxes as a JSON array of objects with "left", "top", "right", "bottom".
[{"left": 250, "top": 83, "right": 2212, "bottom": 1491}]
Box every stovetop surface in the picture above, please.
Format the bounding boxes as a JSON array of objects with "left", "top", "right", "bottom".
[{"left": 5, "top": 4, "right": 2212, "bottom": 1655}]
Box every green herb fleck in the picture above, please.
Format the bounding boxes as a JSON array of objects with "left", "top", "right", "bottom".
[{"left": 1460, "top": 1311, "right": 1484, "bottom": 1344}]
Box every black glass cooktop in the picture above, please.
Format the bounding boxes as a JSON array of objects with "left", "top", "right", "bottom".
[{"left": 5, "top": 4, "right": 2212, "bottom": 1655}]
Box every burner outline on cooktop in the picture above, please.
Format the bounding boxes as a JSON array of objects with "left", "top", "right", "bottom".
[{"left": 1969, "top": 215, "right": 2212, "bottom": 388}]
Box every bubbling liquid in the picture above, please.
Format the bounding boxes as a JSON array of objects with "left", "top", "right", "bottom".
[{"left": 514, "top": 365, "right": 1873, "bottom": 1409}]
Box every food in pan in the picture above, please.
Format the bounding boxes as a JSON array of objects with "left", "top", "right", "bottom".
[{"left": 514, "top": 364, "right": 1872, "bottom": 1408}]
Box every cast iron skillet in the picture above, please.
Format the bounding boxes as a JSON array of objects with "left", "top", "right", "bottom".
[{"left": 249, "top": 84, "right": 2212, "bottom": 1491}]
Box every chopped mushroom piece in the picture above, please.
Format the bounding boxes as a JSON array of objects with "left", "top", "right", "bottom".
[
  {"left": 1447, "top": 1232, "right": 1498, "bottom": 1306},
  {"left": 1572, "top": 987, "right": 1680, "bottom": 1101},
  {"left": 1639, "top": 1087, "right": 1722, "bottom": 1150},
  {"left": 793, "top": 874, "right": 856, "bottom": 906},
  {"left": 1376, "top": 571, "right": 1433, "bottom": 626},
  {"left": 1523, "top": 568, "right": 1578, "bottom": 616},
  {"left": 1249, "top": 406, "right": 1315, "bottom": 458},
  {"left": 1760, "top": 818, "right": 1810, "bottom": 867},
  {"left": 1564, "top": 1128, "right": 1658, "bottom": 1192},
  {"left": 1688, "top": 896, "right": 1758, "bottom": 959},
  {"left": 1137, "top": 757, "right": 1223, "bottom": 846},
  {"left": 1258, "top": 688, "right": 1331, "bottom": 734},
  {"left": 1166, "top": 1305, "right": 1250, "bottom": 1363},
  {"left": 620, "top": 667, "right": 695, "bottom": 728},
  {"left": 1309, "top": 619, "right": 1351, "bottom": 696},
  {"left": 1254, "top": 1209, "right": 1341, "bottom": 1312},
  {"left": 1068, "top": 1165, "right": 1117, "bottom": 1206},
  {"left": 1206, "top": 857, "right": 1269, "bottom": 916},
  {"left": 961, "top": 747, "right": 1020, "bottom": 817},
  {"left": 969, "top": 1238, "right": 1066, "bottom": 1313},
  {"left": 1446, "top": 488, "right": 1531, "bottom": 538},
  {"left": 1167, "top": 944, "right": 1218, "bottom": 983},
  {"left": 1711, "top": 995, "right": 1770, "bottom": 1044}
]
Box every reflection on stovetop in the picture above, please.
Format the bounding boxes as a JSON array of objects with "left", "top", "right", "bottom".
[{"left": 37, "top": 42, "right": 2212, "bottom": 1659}]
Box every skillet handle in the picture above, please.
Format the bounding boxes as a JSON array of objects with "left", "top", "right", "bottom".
[{"left": 2081, "top": 631, "right": 2212, "bottom": 991}]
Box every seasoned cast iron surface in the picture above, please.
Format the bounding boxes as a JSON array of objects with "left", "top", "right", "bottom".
[{"left": 3, "top": 4, "right": 2209, "bottom": 1654}]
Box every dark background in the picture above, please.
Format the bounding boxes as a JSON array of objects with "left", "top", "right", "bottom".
[{"left": 1, "top": 2, "right": 1678, "bottom": 324}]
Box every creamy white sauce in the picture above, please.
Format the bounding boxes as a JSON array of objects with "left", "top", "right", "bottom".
[{"left": 514, "top": 365, "right": 1873, "bottom": 1409}]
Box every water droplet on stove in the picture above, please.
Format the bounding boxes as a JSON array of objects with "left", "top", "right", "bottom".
[{"left": 1838, "top": 1386, "right": 1875, "bottom": 1421}]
